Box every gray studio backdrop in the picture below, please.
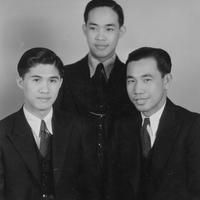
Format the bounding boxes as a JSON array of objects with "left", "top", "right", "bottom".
[{"left": 0, "top": 0, "right": 200, "bottom": 119}]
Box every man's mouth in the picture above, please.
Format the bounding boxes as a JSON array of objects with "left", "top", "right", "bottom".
[
  {"left": 134, "top": 98, "right": 148, "bottom": 105},
  {"left": 37, "top": 97, "right": 51, "bottom": 102},
  {"left": 95, "top": 44, "right": 108, "bottom": 50}
]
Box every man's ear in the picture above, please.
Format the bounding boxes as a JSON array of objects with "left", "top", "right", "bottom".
[
  {"left": 119, "top": 25, "right": 126, "bottom": 38},
  {"left": 16, "top": 76, "right": 24, "bottom": 89},
  {"left": 164, "top": 73, "right": 172, "bottom": 90},
  {"left": 59, "top": 78, "right": 63, "bottom": 89},
  {"left": 82, "top": 24, "right": 87, "bottom": 36}
]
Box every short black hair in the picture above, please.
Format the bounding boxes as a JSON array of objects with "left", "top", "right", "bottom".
[
  {"left": 84, "top": 0, "right": 124, "bottom": 27},
  {"left": 17, "top": 47, "right": 64, "bottom": 78},
  {"left": 126, "top": 47, "right": 172, "bottom": 77}
]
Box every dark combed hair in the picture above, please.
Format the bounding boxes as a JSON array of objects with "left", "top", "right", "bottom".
[
  {"left": 126, "top": 47, "right": 172, "bottom": 77},
  {"left": 84, "top": 0, "right": 124, "bottom": 27},
  {"left": 17, "top": 47, "right": 64, "bottom": 78}
]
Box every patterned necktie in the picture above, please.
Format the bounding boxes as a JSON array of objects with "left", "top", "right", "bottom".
[
  {"left": 39, "top": 120, "right": 51, "bottom": 157},
  {"left": 141, "top": 118, "right": 151, "bottom": 157}
]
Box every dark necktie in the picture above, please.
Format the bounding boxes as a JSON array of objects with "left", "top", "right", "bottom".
[
  {"left": 92, "top": 63, "right": 107, "bottom": 111},
  {"left": 93, "top": 63, "right": 107, "bottom": 88},
  {"left": 141, "top": 118, "right": 151, "bottom": 157},
  {"left": 39, "top": 120, "right": 51, "bottom": 157}
]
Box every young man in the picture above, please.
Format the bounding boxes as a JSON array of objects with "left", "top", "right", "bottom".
[
  {"left": 58, "top": 0, "right": 132, "bottom": 116},
  {"left": 0, "top": 48, "right": 99, "bottom": 200},
  {"left": 110, "top": 47, "right": 200, "bottom": 200},
  {"left": 56, "top": 1, "right": 135, "bottom": 198}
]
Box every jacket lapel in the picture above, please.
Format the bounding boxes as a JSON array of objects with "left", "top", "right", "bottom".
[
  {"left": 52, "top": 111, "right": 71, "bottom": 184},
  {"left": 7, "top": 109, "right": 41, "bottom": 185},
  {"left": 150, "top": 99, "right": 180, "bottom": 180}
]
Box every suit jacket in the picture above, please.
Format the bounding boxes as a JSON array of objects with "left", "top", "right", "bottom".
[
  {"left": 55, "top": 55, "right": 134, "bottom": 117},
  {"left": 0, "top": 108, "right": 100, "bottom": 200},
  {"left": 110, "top": 99, "right": 200, "bottom": 200}
]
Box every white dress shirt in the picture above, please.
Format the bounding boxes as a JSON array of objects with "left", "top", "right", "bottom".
[{"left": 23, "top": 107, "right": 53, "bottom": 148}]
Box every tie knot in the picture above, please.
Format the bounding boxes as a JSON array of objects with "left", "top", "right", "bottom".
[
  {"left": 39, "top": 120, "right": 49, "bottom": 137},
  {"left": 143, "top": 117, "right": 150, "bottom": 127},
  {"left": 94, "top": 63, "right": 106, "bottom": 79},
  {"left": 96, "top": 63, "right": 104, "bottom": 71}
]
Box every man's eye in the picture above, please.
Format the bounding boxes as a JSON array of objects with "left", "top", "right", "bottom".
[
  {"left": 144, "top": 78, "right": 152, "bottom": 83},
  {"left": 33, "top": 79, "right": 40, "bottom": 82},
  {"left": 106, "top": 28, "right": 114, "bottom": 32},
  {"left": 50, "top": 79, "right": 58, "bottom": 83},
  {"left": 89, "top": 26, "right": 96, "bottom": 31},
  {"left": 127, "top": 79, "right": 135, "bottom": 84}
]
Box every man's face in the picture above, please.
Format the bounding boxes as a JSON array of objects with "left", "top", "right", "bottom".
[
  {"left": 83, "top": 6, "right": 125, "bottom": 62},
  {"left": 17, "top": 64, "right": 63, "bottom": 118},
  {"left": 126, "top": 57, "right": 171, "bottom": 117}
]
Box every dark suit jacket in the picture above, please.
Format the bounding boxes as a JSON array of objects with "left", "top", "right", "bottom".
[
  {"left": 54, "top": 55, "right": 136, "bottom": 200},
  {"left": 0, "top": 108, "right": 100, "bottom": 200},
  {"left": 110, "top": 99, "right": 200, "bottom": 200},
  {"left": 55, "top": 55, "right": 133, "bottom": 117}
]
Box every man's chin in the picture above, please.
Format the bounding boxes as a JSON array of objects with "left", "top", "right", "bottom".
[{"left": 134, "top": 104, "right": 148, "bottom": 112}]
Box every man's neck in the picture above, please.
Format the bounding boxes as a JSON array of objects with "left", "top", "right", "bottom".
[{"left": 88, "top": 53, "right": 116, "bottom": 78}]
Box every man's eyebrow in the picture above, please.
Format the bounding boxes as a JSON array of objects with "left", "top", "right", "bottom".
[
  {"left": 49, "top": 76, "right": 60, "bottom": 79},
  {"left": 30, "top": 75, "right": 41, "bottom": 78},
  {"left": 88, "top": 23, "right": 116, "bottom": 27},
  {"left": 29, "top": 75, "right": 60, "bottom": 79},
  {"left": 105, "top": 24, "right": 116, "bottom": 27},
  {"left": 126, "top": 75, "right": 134, "bottom": 79},
  {"left": 88, "top": 22, "right": 98, "bottom": 26},
  {"left": 142, "top": 74, "right": 153, "bottom": 78}
]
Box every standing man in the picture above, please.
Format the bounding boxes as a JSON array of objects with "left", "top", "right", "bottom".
[
  {"left": 110, "top": 47, "right": 200, "bottom": 200},
  {"left": 56, "top": 0, "right": 135, "bottom": 198},
  {"left": 0, "top": 48, "right": 99, "bottom": 200}
]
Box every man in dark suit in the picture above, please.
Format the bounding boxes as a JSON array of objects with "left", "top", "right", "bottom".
[
  {"left": 110, "top": 47, "right": 200, "bottom": 200},
  {"left": 0, "top": 48, "right": 99, "bottom": 200},
  {"left": 56, "top": 0, "right": 135, "bottom": 199}
]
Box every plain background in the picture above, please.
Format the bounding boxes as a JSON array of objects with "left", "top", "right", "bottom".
[{"left": 0, "top": 0, "right": 200, "bottom": 119}]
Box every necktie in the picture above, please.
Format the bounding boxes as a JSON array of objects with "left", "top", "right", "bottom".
[
  {"left": 92, "top": 63, "right": 107, "bottom": 112},
  {"left": 39, "top": 120, "right": 51, "bottom": 157},
  {"left": 141, "top": 118, "right": 151, "bottom": 157},
  {"left": 93, "top": 63, "right": 107, "bottom": 88}
]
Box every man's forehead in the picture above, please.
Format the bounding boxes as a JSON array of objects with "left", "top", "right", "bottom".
[
  {"left": 87, "top": 6, "right": 119, "bottom": 24},
  {"left": 127, "top": 59, "right": 159, "bottom": 76},
  {"left": 26, "top": 64, "right": 60, "bottom": 76}
]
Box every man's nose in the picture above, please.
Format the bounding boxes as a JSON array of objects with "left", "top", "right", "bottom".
[
  {"left": 96, "top": 28, "right": 106, "bottom": 40},
  {"left": 40, "top": 81, "right": 49, "bottom": 93},
  {"left": 134, "top": 81, "right": 144, "bottom": 94}
]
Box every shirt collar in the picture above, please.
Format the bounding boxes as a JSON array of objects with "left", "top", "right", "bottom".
[
  {"left": 23, "top": 106, "right": 53, "bottom": 136},
  {"left": 88, "top": 53, "right": 116, "bottom": 78},
  {"left": 141, "top": 101, "right": 166, "bottom": 136}
]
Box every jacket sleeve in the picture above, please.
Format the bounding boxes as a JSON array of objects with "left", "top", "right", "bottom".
[
  {"left": 186, "top": 116, "right": 200, "bottom": 199},
  {"left": 0, "top": 148, "right": 5, "bottom": 200},
  {"left": 0, "top": 123, "right": 5, "bottom": 200}
]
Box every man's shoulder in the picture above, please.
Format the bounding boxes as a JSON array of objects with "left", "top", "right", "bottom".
[
  {"left": 167, "top": 99, "right": 200, "bottom": 124},
  {"left": 176, "top": 104, "right": 200, "bottom": 122},
  {"left": 53, "top": 109, "right": 84, "bottom": 127},
  {"left": 0, "top": 110, "right": 21, "bottom": 124},
  {"left": 64, "top": 56, "right": 88, "bottom": 71},
  {"left": 0, "top": 110, "right": 21, "bottom": 135},
  {"left": 114, "top": 56, "right": 125, "bottom": 66}
]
